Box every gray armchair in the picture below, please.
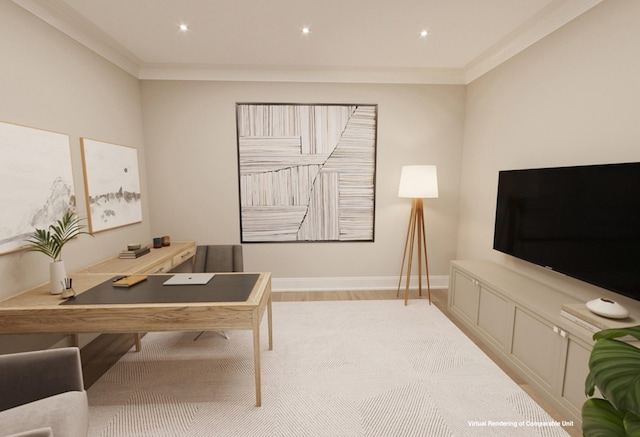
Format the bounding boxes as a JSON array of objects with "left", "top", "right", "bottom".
[
  {"left": 193, "top": 244, "right": 243, "bottom": 273},
  {"left": 192, "top": 245, "right": 243, "bottom": 341},
  {"left": 0, "top": 347, "right": 88, "bottom": 437}
]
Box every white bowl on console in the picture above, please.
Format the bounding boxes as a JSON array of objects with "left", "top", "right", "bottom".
[{"left": 586, "top": 298, "right": 629, "bottom": 319}]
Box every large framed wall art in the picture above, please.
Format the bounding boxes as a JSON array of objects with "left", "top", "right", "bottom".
[
  {"left": 80, "top": 138, "right": 142, "bottom": 233},
  {"left": 236, "top": 103, "right": 377, "bottom": 243},
  {"left": 0, "top": 121, "right": 76, "bottom": 255}
]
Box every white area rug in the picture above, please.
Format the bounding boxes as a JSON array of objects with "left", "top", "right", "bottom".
[{"left": 87, "top": 300, "right": 572, "bottom": 436}]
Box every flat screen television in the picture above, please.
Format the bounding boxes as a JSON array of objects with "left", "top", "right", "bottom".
[{"left": 493, "top": 162, "right": 640, "bottom": 301}]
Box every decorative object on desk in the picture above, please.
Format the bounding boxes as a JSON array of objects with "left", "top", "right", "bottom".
[
  {"left": 586, "top": 298, "right": 629, "bottom": 319},
  {"left": 162, "top": 273, "right": 215, "bottom": 286},
  {"left": 582, "top": 325, "right": 640, "bottom": 436},
  {"left": 112, "top": 275, "right": 148, "bottom": 288},
  {"left": 80, "top": 138, "right": 142, "bottom": 233},
  {"left": 162, "top": 235, "right": 170, "bottom": 246},
  {"left": 127, "top": 243, "right": 141, "bottom": 251},
  {"left": 0, "top": 120, "right": 76, "bottom": 255},
  {"left": 50, "top": 261, "right": 66, "bottom": 295},
  {"left": 25, "top": 211, "right": 89, "bottom": 294},
  {"left": 119, "top": 245, "right": 150, "bottom": 259},
  {"left": 61, "top": 277, "right": 75, "bottom": 299},
  {"left": 397, "top": 165, "right": 438, "bottom": 306},
  {"left": 153, "top": 237, "right": 163, "bottom": 248},
  {"left": 236, "top": 103, "right": 377, "bottom": 242}
]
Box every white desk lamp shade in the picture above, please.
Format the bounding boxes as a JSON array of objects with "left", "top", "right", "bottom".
[{"left": 398, "top": 165, "right": 439, "bottom": 198}]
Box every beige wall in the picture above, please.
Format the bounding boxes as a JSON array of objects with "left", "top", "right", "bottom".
[
  {"left": 141, "top": 81, "right": 465, "bottom": 281},
  {"left": 457, "top": 0, "right": 640, "bottom": 301},
  {"left": 0, "top": 2, "right": 151, "bottom": 351}
]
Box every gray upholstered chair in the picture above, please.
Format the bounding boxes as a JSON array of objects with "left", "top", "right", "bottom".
[
  {"left": 193, "top": 244, "right": 243, "bottom": 274},
  {"left": 192, "top": 244, "right": 243, "bottom": 340},
  {"left": 0, "top": 347, "right": 88, "bottom": 437}
]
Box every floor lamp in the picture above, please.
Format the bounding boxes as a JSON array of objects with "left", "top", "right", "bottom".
[{"left": 397, "top": 165, "right": 438, "bottom": 306}]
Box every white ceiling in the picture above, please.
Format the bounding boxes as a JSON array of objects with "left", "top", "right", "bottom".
[{"left": 13, "top": 0, "right": 602, "bottom": 84}]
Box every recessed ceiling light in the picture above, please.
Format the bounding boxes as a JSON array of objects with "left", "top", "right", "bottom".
[
  {"left": 179, "top": 24, "right": 189, "bottom": 32},
  {"left": 420, "top": 30, "right": 428, "bottom": 37},
  {"left": 302, "top": 27, "right": 310, "bottom": 34}
]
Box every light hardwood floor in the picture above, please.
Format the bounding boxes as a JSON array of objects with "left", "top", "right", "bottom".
[{"left": 81, "top": 288, "right": 580, "bottom": 436}]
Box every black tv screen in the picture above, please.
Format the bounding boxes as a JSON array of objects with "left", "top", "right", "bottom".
[{"left": 493, "top": 162, "right": 640, "bottom": 301}]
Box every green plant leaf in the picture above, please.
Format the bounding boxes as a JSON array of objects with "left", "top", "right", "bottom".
[
  {"left": 585, "top": 370, "right": 596, "bottom": 397},
  {"left": 624, "top": 412, "right": 640, "bottom": 436},
  {"left": 594, "top": 326, "right": 640, "bottom": 343},
  {"left": 582, "top": 398, "right": 626, "bottom": 436},
  {"left": 589, "top": 337, "right": 640, "bottom": 416},
  {"left": 25, "top": 228, "right": 57, "bottom": 260},
  {"left": 25, "top": 211, "right": 89, "bottom": 261}
]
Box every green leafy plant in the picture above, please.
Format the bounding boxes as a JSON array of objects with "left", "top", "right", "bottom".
[
  {"left": 25, "top": 211, "right": 89, "bottom": 262},
  {"left": 582, "top": 325, "right": 640, "bottom": 436}
]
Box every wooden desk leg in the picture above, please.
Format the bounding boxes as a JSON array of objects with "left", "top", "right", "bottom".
[
  {"left": 252, "top": 309, "right": 262, "bottom": 407},
  {"left": 135, "top": 333, "right": 142, "bottom": 352},
  {"left": 267, "top": 294, "right": 273, "bottom": 351}
]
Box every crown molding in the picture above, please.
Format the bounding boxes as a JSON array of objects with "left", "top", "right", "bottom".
[
  {"left": 13, "top": 0, "right": 602, "bottom": 85},
  {"left": 138, "top": 64, "right": 467, "bottom": 85},
  {"left": 464, "top": 0, "right": 604, "bottom": 83},
  {"left": 12, "top": 0, "right": 141, "bottom": 77}
]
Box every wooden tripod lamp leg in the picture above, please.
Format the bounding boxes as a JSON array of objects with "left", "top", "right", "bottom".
[
  {"left": 404, "top": 204, "right": 418, "bottom": 305},
  {"left": 397, "top": 200, "right": 416, "bottom": 297},
  {"left": 418, "top": 199, "right": 432, "bottom": 305},
  {"left": 418, "top": 199, "right": 431, "bottom": 305},
  {"left": 416, "top": 199, "right": 424, "bottom": 297},
  {"left": 398, "top": 198, "right": 432, "bottom": 306},
  {"left": 397, "top": 199, "right": 418, "bottom": 306}
]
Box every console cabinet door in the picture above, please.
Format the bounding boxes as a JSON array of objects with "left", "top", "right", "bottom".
[
  {"left": 477, "top": 285, "right": 513, "bottom": 352},
  {"left": 449, "top": 269, "right": 480, "bottom": 326},
  {"left": 558, "top": 333, "right": 591, "bottom": 421},
  {"left": 511, "top": 306, "right": 562, "bottom": 395}
]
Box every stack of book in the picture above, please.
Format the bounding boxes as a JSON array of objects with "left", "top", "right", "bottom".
[{"left": 119, "top": 245, "right": 150, "bottom": 259}]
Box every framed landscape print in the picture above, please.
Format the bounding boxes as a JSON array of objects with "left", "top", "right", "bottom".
[
  {"left": 236, "top": 103, "right": 377, "bottom": 242},
  {"left": 80, "top": 138, "right": 142, "bottom": 233},
  {"left": 0, "top": 121, "right": 76, "bottom": 254}
]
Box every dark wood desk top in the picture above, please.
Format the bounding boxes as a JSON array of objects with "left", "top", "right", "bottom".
[
  {"left": 61, "top": 274, "right": 259, "bottom": 305},
  {"left": 0, "top": 272, "right": 272, "bottom": 334}
]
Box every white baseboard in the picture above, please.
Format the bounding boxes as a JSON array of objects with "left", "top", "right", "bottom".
[{"left": 271, "top": 275, "right": 449, "bottom": 292}]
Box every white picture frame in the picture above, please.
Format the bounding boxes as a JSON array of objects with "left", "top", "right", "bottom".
[
  {"left": 80, "top": 138, "right": 142, "bottom": 233},
  {"left": 0, "top": 121, "right": 76, "bottom": 254}
]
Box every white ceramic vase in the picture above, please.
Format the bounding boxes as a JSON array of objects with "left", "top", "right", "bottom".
[{"left": 50, "top": 260, "right": 66, "bottom": 295}]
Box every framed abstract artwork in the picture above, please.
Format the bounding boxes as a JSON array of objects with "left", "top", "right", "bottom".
[
  {"left": 236, "top": 103, "right": 377, "bottom": 242},
  {"left": 80, "top": 138, "right": 142, "bottom": 233},
  {"left": 0, "top": 121, "right": 76, "bottom": 254}
]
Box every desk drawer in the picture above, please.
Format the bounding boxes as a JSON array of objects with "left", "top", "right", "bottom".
[
  {"left": 146, "top": 259, "right": 173, "bottom": 274},
  {"left": 172, "top": 246, "right": 196, "bottom": 267}
]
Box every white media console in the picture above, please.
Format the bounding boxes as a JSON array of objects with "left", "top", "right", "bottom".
[{"left": 447, "top": 260, "right": 639, "bottom": 426}]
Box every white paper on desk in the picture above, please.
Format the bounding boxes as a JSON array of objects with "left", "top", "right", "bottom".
[{"left": 163, "top": 273, "right": 215, "bottom": 286}]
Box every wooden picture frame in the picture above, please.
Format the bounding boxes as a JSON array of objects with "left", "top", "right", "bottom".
[
  {"left": 0, "top": 121, "right": 75, "bottom": 254},
  {"left": 80, "top": 138, "right": 142, "bottom": 233},
  {"left": 236, "top": 103, "right": 377, "bottom": 242}
]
